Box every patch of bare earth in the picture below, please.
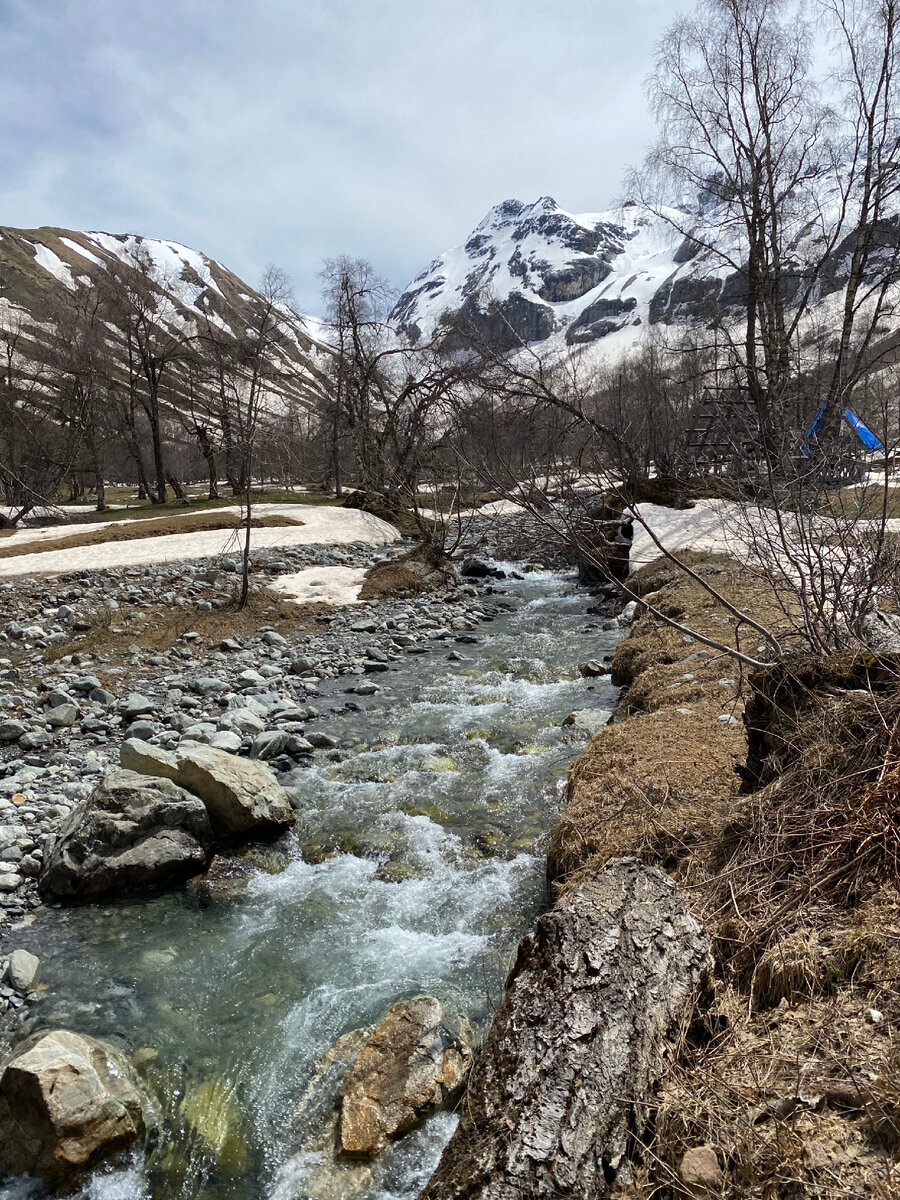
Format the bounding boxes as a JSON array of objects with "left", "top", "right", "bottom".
[
  {"left": 39, "top": 587, "right": 327, "bottom": 673},
  {"left": 0, "top": 513, "right": 303, "bottom": 559},
  {"left": 553, "top": 552, "right": 900, "bottom": 1197}
]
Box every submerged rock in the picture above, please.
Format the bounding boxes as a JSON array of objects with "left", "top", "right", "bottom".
[
  {"left": 178, "top": 1075, "right": 249, "bottom": 1178},
  {"left": 39, "top": 769, "right": 214, "bottom": 898},
  {"left": 0, "top": 1030, "right": 150, "bottom": 1186},
  {"left": 339, "top": 996, "right": 472, "bottom": 1159},
  {"left": 186, "top": 853, "right": 257, "bottom": 904}
]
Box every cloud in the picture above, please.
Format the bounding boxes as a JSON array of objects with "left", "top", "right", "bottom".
[{"left": 0, "top": 0, "right": 672, "bottom": 311}]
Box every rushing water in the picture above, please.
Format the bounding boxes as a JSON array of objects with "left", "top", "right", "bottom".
[{"left": 1, "top": 572, "right": 620, "bottom": 1200}]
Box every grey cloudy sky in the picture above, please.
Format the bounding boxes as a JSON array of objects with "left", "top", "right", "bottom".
[{"left": 0, "top": 0, "right": 673, "bottom": 312}]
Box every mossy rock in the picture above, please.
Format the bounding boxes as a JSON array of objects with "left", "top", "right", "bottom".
[
  {"left": 300, "top": 842, "right": 339, "bottom": 865},
  {"left": 402, "top": 802, "right": 452, "bottom": 823},
  {"left": 374, "top": 859, "right": 427, "bottom": 883},
  {"left": 471, "top": 826, "right": 508, "bottom": 858},
  {"left": 177, "top": 1076, "right": 249, "bottom": 1178},
  {"left": 420, "top": 754, "right": 457, "bottom": 773}
]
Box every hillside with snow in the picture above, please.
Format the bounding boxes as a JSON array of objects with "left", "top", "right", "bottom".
[
  {"left": 0, "top": 226, "right": 333, "bottom": 412},
  {"left": 391, "top": 197, "right": 699, "bottom": 357}
]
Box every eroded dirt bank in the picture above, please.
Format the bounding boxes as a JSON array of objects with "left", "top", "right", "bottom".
[{"left": 422, "top": 552, "right": 900, "bottom": 1198}]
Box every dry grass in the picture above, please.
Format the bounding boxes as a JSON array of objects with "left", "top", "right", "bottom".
[
  {"left": 547, "top": 711, "right": 745, "bottom": 889},
  {"left": 828, "top": 484, "right": 900, "bottom": 520},
  {"left": 41, "top": 586, "right": 326, "bottom": 667},
  {"left": 0, "top": 512, "right": 303, "bottom": 559},
  {"left": 555, "top": 550, "right": 900, "bottom": 1195},
  {"left": 358, "top": 561, "right": 430, "bottom": 600}
]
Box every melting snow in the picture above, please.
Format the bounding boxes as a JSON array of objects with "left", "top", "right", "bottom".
[{"left": 32, "top": 243, "right": 76, "bottom": 290}]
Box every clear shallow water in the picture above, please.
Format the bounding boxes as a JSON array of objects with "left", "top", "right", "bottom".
[{"left": 1, "top": 574, "right": 619, "bottom": 1200}]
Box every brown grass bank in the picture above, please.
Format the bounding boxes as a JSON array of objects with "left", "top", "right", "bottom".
[
  {"left": 550, "top": 552, "right": 900, "bottom": 1197},
  {"left": 0, "top": 512, "right": 303, "bottom": 560}
]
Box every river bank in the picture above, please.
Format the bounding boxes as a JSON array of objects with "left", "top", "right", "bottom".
[{"left": 424, "top": 548, "right": 900, "bottom": 1198}]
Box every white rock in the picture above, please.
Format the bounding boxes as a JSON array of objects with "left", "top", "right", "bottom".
[{"left": 7, "top": 948, "right": 40, "bottom": 991}]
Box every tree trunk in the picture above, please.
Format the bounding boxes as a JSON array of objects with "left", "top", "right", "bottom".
[
  {"left": 145, "top": 394, "right": 167, "bottom": 504},
  {"left": 166, "top": 472, "right": 187, "bottom": 502},
  {"left": 419, "top": 858, "right": 711, "bottom": 1200}
]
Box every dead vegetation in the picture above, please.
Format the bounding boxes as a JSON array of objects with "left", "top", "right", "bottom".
[
  {"left": 554, "top": 551, "right": 900, "bottom": 1196},
  {"left": 0, "top": 512, "right": 304, "bottom": 560},
  {"left": 358, "top": 543, "right": 453, "bottom": 601},
  {"left": 39, "top": 586, "right": 325, "bottom": 668}
]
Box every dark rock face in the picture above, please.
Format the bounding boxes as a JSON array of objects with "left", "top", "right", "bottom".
[
  {"left": 536, "top": 258, "right": 612, "bottom": 304},
  {"left": 566, "top": 296, "right": 638, "bottom": 344},
  {"left": 440, "top": 293, "right": 556, "bottom": 353},
  {"left": 419, "top": 858, "right": 711, "bottom": 1200},
  {"left": 395, "top": 194, "right": 900, "bottom": 355},
  {"left": 40, "top": 769, "right": 213, "bottom": 897}
]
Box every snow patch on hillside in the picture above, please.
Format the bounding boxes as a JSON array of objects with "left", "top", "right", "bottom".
[{"left": 32, "top": 243, "right": 76, "bottom": 291}]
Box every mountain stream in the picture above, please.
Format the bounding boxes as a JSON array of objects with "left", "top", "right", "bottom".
[{"left": 1, "top": 571, "right": 620, "bottom": 1200}]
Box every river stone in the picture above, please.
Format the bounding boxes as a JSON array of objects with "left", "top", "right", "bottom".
[
  {"left": 229, "top": 709, "right": 266, "bottom": 736},
  {"left": 680, "top": 1144, "right": 724, "bottom": 1194},
  {"left": 251, "top": 730, "right": 291, "bottom": 760},
  {"left": 7, "top": 948, "right": 40, "bottom": 992},
  {"left": 46, "top": 702, "right": 80, "bottom": 728},
  {"left": 120, "top": 693, "right": 156, "bottom": 721},
  {"left": 120, "top": 738, "right": 180, "bottom": 781},
  {"left": 39, "top": 769, "right": 214, "bottom": 898},
  {"left": 174, "top": 747, "right": 296, "bottom": 836},
  {"left": 285, "top": 1028, "right": 377, "bottom": 1200},
  {"left": 205, "top": 730, "right": 240, "bottom": 753},
  {"left": 0, "top": 1030, "right": 149, "bottom": 1186},
  {"left": 339, "top": 996, "right": 473, "bottom": 1159},
  {"left": 562, "top": 708, "right": 613, "bottom": 736}
]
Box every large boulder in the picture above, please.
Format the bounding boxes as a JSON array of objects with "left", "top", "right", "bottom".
[
  {"left": 121, "top": 740, "right": 296, "bottom": 838},
  {"left": 39, "top": 769, "right": 214, "bottom": 898},
  {"left": 119, "top": 737, "right": 180, "bottom": 782},
  {"left": 861, "top": 609, "right": 900, "bottom": 654},
  {"left": 339, "top": 996, "right": 472, "bottom": 1159},
  {"left": 173, "top": 746, "right": 295, "bottom": 837},
  {"left": 0, "top": 1030, "right": 150, "bottom": 1186}
]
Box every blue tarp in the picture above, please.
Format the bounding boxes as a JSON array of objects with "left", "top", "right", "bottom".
[
  {"left": 843, "top": 406, "right": 884, "bottom": 452},
  {"left": 800, "top": 401, "right": 883, "bottom": 455}
]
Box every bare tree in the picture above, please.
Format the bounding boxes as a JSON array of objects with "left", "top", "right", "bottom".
[
  {"left": 319, "top": 255, "right": 471, "bottom": 511},
  {"left": 97, "top": 244, "right": 187, "bottom": 503},
  {"left": 634, "top": 0, "right": 900, "bottom": 454}
]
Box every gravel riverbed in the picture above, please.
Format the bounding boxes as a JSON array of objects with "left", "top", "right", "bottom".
[{"left": 0, "top": 536, "right": 621, "bottom": 1039}]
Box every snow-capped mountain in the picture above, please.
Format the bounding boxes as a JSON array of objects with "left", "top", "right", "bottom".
[
  {"left": 0, "top": 225, "right": 331, "bottom": 409},
  {"left": 391, "top": 197, "right": 699, "bottom": 355},
  {"left": 391, "top": 193, "right": 890, "bottom": 360}
]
